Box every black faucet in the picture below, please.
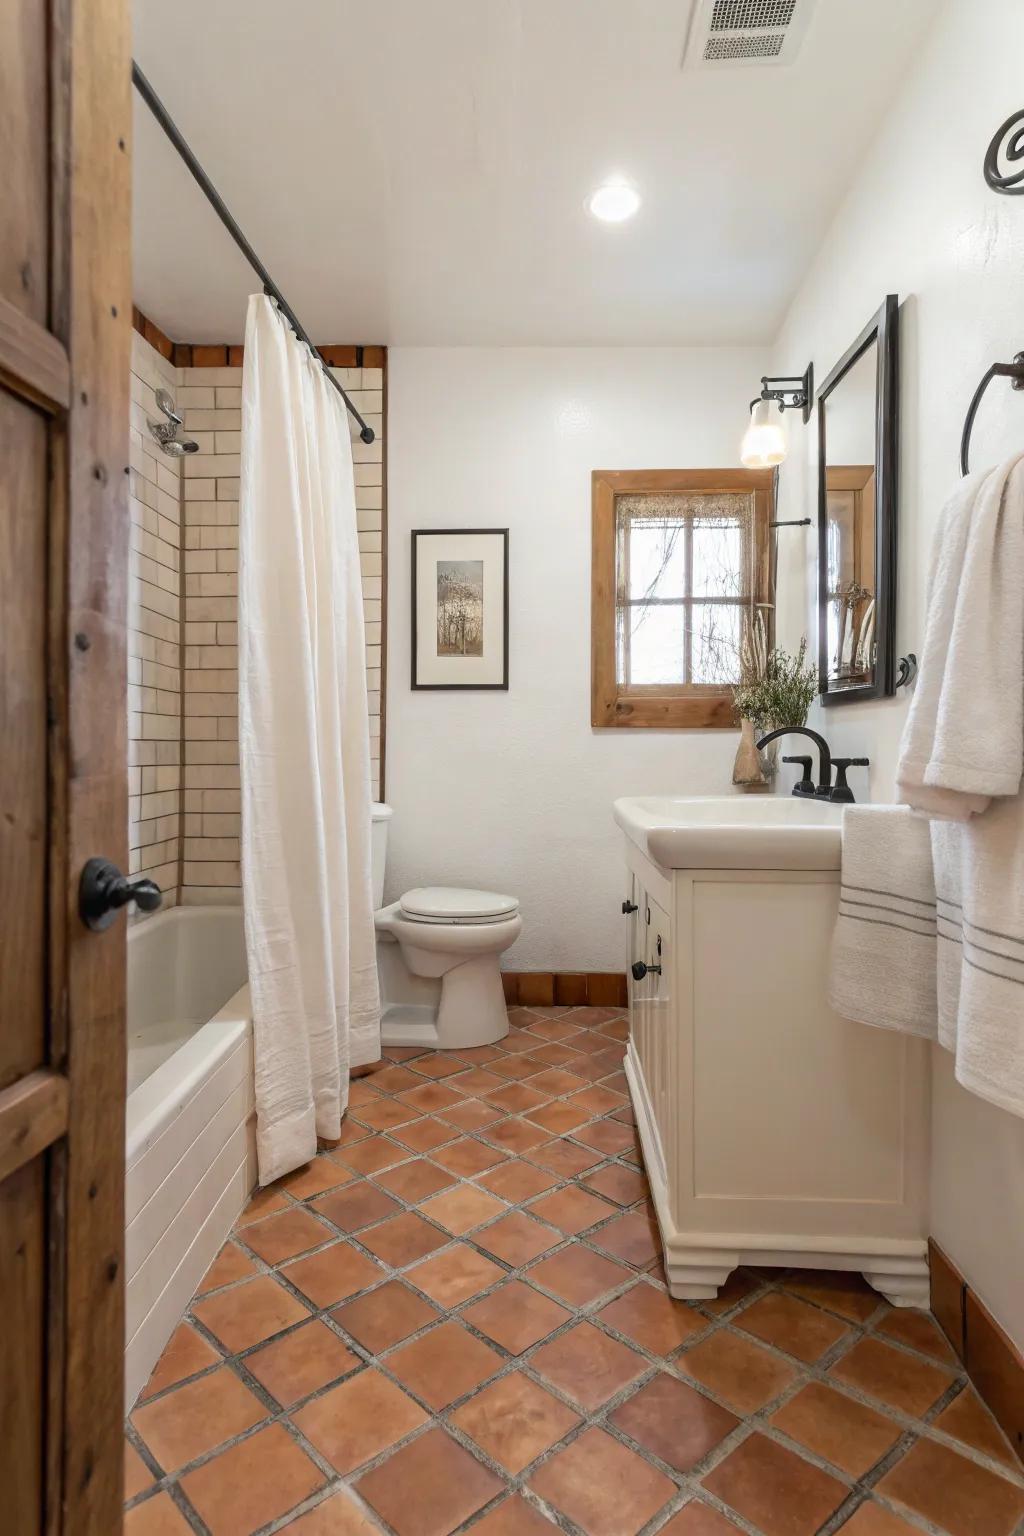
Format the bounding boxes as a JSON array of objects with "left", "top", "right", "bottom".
[{"left": 755, "top": 727, "right": 870, "bottom": 803}]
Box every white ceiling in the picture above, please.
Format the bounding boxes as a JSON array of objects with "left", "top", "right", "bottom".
[{"left": 132, "top": 0, "right": 939, "bottom": 346}]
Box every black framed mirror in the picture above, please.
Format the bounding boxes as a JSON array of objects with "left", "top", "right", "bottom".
[{"left": 816, "top": 294, "right": 899, "bottom": 704}]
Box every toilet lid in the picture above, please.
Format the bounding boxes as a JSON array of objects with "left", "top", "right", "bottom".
[{"left": 399, "top": 886, "right": 519, "bottom": 924}]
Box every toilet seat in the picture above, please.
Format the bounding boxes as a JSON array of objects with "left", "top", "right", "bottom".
[{"left": 399, "top": 886, "right": 519, "bottom": 926}]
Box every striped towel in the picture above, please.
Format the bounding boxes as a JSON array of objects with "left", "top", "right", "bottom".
[{"left": 828, "top": 805, "right": 937, "bottom": 1038}]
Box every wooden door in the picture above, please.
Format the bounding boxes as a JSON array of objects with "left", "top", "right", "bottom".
[{"left": 0, "top": 1, "right": 131, "bottom": 1531}]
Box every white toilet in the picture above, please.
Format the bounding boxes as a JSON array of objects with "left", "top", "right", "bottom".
[{"left": 371, "top": 803, "right": 521, "bottom": 1049}]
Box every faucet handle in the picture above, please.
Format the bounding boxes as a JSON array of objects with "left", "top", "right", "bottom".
[
  {"left": 830, "top": 757, "right": 870, "bottom": 803},
  {"left": 782, "top": 755, "right": 815, "bottom": 796}
]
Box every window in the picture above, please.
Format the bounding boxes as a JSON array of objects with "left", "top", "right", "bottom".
[{"left": 591, "top": 468, "right": 774, "bottom": 728}]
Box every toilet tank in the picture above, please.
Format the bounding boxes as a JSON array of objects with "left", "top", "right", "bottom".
[{"left": 371, "top": 802, "right": 393, "bottom": 910}]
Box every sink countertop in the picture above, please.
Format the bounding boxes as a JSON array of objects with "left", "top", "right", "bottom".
[{"left": 613, "top": 794, "right": 844, "bottom": 872}]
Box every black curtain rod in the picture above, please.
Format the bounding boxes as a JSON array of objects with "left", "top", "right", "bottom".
[{"left": 131, "top": 61, "right": 375, "bottom": 444}]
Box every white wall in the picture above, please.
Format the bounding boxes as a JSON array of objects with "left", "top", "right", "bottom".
[
  {"left": 771, "top": 0, "right": 1024, "bottom": 1348},
  {"left": 386, "top": 346, "right": 761, "bottom": 972}
]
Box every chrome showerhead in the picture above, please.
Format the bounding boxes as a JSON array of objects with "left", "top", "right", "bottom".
[
  {"left": 147, "top": 389, "right": 198, "bottom": 455},
  {"left": 159, "top": 437, "right": 200, "bottom": 455},
  {"left": 154, "top": 387, "right": 182, "bottom": 425}
]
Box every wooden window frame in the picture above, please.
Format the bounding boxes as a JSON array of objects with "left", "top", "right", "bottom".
[{"left": 591, "top": 468, "right": 775, "bottom": 729}]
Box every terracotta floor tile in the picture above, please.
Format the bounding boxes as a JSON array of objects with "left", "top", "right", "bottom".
[
  {"left": 439, "top": 1098, "right": 507, "bottom": 1132},
  {"left": 838, "top": 1503, "right": 924, "bottom": 1535},
  {"left": 124, "top": 1491, "right": 194, "bottom": 1534},
  {"left": 124, "top": 1439, "right": 155, "bottom": 1501},
  {"left": 292, "top": 1365, "right": 428, "bottom": 1473},
  {"left": 139, "top": 1322, "right": 220, "bottom": 1402},
  {"left": 470, "top": 1495, "right": 561, "bottom": 1534},
  {"left": 235, "top": 1186, "right": 290, "bottom": 1227},
  {"left": 180, "top": 1422, "right": 324, "bottom": 1535},
  {"left": 406, "top": 1242, "right": 506, "bottom": 1306},
  {"left": 358, "top": 1211, "right": 451, "bottom": 1268},
  {"left": 371, "top": 1065, "right": 423, "bottom": 1093},
  {"left": 529, "top": 1425, "right": 675, "bottom": 1536},
  {"left": 278, "top": 1487, "right": 382, "bottom": 1533},
  {"left": 192, "top": 1274, "right": 310, "bottom": 1353},
  {"left": 878, "top": 1437, "right": 1024, "bottom": 1536},
  {"left": 449, "top": 1067, "right": 507, "bottom": 1095},
  {"left": 700, "top": 1269, "right": 761, "bottom": 1316},
  {"left": 462, "top": 1279, "right": 573, "bottom": 1354},
  {"left": 334, "top": 1115, "right": 373, "bottom": 1145},
  {"left": 830, "top": 1335, "right": 956, "bottom": 1417},
  {"left": 409, "top": 1053, "right": 471, "bottom": 1077},
  {"left": 311, "top": 1181, "right": 401, "bottom": 1233},
  {"left": 277, "top": 1157, "right": 355, "bottom": 1200},
  {"left": 356, "top": 1427, "right": 504, "bottom": 1536},
  {"left": 783, "top": 1268, "right": 883, "bottom": 1323},
  {"left": 736, "top": 1290, "right": 851, "bottom": 1364},
  {"left": 281, "top": 1240, "right": 384, "bottom": 1308},
  {"left": 770, "top": 1382, "right": 903, "bottom": 1478},
  {"left": 382, "top": 1045, "right": 431, "bottom": 1061},
  {"left": 658, "top": 1501, "right": 747, "bottom": 1536},
  {"left": 419, "top": 1183, "right": 507, "bottom": 1234},
  {"left": 132, "top": 1366, "right": 266, "bottom": 1472},
  {"left": 489, "top": 1054, "right": 548, "bottom": 1081},
  {"left": 240, "top": 1205, "right": 333, "bottom": 1265},
  {"left": 596, "top": 1017, "right": 629, "bottom": 1040},
  {"left": 610, "top": 1373, "right": 739, "bottom": 1472},
  {"left": 373, "top": 1157, "right": 454, "bottom": 1203},
  {"left": 582, "top": 1165, "right": 649, "bottom": 1207},
  {"left": 529, "top": 1186, "right": 612, "bottom": 1235},
  {"left": 528, "top": 1245, "right": 632, "bottom": 1307},
  {"left": 338, "top": 1134, "right": 412, "bottom": 1174},
  {"left": 703, "top": 1433, "right": 847, "bottom": 1536},
  {"left": 526, "top": 1138, "right": 602, "bottom": 1177},
  {"left": 331, "top": 1278, "right": 439, "bottom": 1353},
  {"left": 598, "top": 1281, "right": 705, "bottom": 1354},
  {"left": 244, "top": 1318, "right": 359, "bottom": 1406},
  {"left": 476, "top": 1211, "right": 562, "bottom": 1266},
  {"left": 478, "top": 1160, "right": 560, "bottom": 1203},
  {"left": 525, "top": 1102, "right": 592, "bottom": 1135},
  {"left": 196, "top": 1240, "right": 258, "bottom": 1296},
  {"left": 500, "top": 1029, "right": 545, "bottom": 1053},
  {"left": 589, "top": 1210, "right": 660, "bottom": 1268},
  {"left": 933, "top": 1385, "right": 1021, "bottom": 1470},
  {"left": 573, "top": 1118, "right": 637, "bottom": 1156},
  {"left": 568, "top": 1085, "right": 624, "bottom": 1115},
  {"left": 678, "top": 1329, "right": 797, "bottom": 1415},
  {"left": 397, "top": 1081, "right": 464, "bottom": 1113},
  {"left": 451, "top": 1370, "right": 579, "bottom": 1473},
  {"left": 528, "top": 1069, "right": 589, "bottom": 1097},
  {"left": 531, "top": 1320, "right": 647, "bottom": 1409},
  {"left": 486, "top": 1083, "right": 552, "bottom": 1115},
  {"left": 387, "top": 1319, "right": 502, "bottom": 1409},
  {"left": 875, "top": 1308, "right": 959, "bottom": 1364},
  {"left": 482, "top": 1117, "right": 551, "bottom": 1154},
  {"left": 431, "top": 1137, "right": 509, "bottom": 1176},
  {"left": 390, "top": 1116, "right": 458, "bottom": 1153},
  {"left": 356, "top": 1098, "right": 423, "bottom": 1131},
  {"left": 524, "top": 1043, "right": 584, "bottom": 1069}
]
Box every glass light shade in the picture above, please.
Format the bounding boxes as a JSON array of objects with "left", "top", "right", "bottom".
[{"left": 740, "top": 399, "right": 788, "bottom": 468}]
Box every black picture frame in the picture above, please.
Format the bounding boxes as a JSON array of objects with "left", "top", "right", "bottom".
[
  {"left": 816, "top": 294, "right": 900, "bottom": 705},
  {"left": 411, "top": 528, "right": 510, "bottom": 690}
]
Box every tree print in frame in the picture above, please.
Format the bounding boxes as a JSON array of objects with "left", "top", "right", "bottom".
[{"left": 411, "top": 529, "right": 509, "bottom": 689}]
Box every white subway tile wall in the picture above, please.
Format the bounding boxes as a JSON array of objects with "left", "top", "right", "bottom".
[
  {"left": 128, "top": 333, "right": 183, "bottom": 908},
  {"left": 128, "top": 342, "right": 385, "bottom": 911}
]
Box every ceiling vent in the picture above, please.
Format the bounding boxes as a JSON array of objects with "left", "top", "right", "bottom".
[{"left": 682, "top": 0, "right": 814, "bottom": 68}]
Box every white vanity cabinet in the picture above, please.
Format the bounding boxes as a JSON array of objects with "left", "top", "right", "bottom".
[{"left": 616, "top": 797, "right": 930, "bottom": 1309}]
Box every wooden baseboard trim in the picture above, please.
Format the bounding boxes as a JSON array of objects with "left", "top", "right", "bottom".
[
  {"left": 928, "top": 1239, "right": 1023, "bottom": 1464},
  {"left": 501, "top": 972, "right": 628, "bottom": 1009}
]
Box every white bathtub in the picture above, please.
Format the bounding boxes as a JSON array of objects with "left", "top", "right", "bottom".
[{"left": 125, "top": 906, "right": 255, "bottom": 1408}]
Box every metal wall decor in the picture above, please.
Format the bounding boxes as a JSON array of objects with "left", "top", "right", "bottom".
[{"left": 984, "top": 108, "right": 1024, "bottom": 196}]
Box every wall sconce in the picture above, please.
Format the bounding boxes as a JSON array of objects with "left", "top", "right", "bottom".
[{"left": 740, "top": 365, "right": 813, "bottom": 469}]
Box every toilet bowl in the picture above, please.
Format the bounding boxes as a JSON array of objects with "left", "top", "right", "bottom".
[{"left": 371, "top": 806, "right": 520, "bottom": 1049}]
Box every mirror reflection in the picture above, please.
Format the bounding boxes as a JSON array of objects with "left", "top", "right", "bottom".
[{"left": 821, "top": 339, "right": 878, "bottom": 692}]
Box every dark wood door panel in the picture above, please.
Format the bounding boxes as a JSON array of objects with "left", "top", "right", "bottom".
[
  {"left": 0, "top": 1158, "right": 47, "bottom": 1536},
  {"left": 0, "top": 386, "right": 48, "bottom": 1089},
  {"left": 0, "top": 0, "right": 50, "bottom": 324}
]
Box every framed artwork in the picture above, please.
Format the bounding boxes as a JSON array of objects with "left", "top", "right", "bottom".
[{"left": 411, "top": 528, "right": 509, "bottom": 690}]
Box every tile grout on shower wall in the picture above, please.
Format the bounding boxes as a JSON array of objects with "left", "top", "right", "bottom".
[{"left": 127, "top": 328, "right": 386, "bottom": 916}]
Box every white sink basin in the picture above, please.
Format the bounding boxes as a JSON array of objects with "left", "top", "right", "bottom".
[{"left": 613, "top": 794, "right": 844, "bottom": 871}]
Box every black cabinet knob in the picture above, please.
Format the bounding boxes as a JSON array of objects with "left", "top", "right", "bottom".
[
  {"left": 79, "top": 857, "right": 162, "bottom": 932},
  {"left": 631, "top": 960, "right": 662, "bottom": 981},
  {"left": 622, "top": 900, "right": 639, "bottom": 915}
]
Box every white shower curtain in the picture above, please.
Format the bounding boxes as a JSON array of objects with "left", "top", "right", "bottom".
[{"left": 239, "top": 295, "right": 380, "bottom": 1186}]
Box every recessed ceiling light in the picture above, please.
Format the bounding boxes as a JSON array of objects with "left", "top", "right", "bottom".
[{"left": 588, "top": 180, "right": 641, "bottom": 223}]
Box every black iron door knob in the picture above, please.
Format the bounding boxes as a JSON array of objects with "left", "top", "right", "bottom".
[
  {"left": 622, "top": 900, "right": 639, "bottom": 915},
  {"left": 79, "top": 857, "right": 162, "bottom": 932},
  {"left": 631, "top": 960, "right": 662, "bottom": 981}
]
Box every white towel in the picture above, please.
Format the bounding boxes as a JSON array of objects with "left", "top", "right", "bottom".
[
  {"left": 894, "top": 453, "right": 1024, "bottom": 1120},
  {"left": 829, "top": 806, "right": 937, "bottom": 1038},
  {"left": 896, "top": 454, "right": 1024, "bottom": 820}
]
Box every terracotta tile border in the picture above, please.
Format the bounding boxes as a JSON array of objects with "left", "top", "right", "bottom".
[
  {"left": 928, "top": 1241, "right": 1022, "bottom": 1464},
  {"left": 131, "top": 306, "right": 385, "bottom": 373},
  {"left": 502, "top": 973, "right": 629, "bottom": 1009}
]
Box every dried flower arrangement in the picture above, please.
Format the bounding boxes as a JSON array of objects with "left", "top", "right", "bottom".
[{"left": 731, "top": 615, "right": 819, "bottom": 789}]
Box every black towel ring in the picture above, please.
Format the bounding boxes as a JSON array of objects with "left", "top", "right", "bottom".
[{"left": 959, "top": 352, "right": 1024, "bottom": 476}]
